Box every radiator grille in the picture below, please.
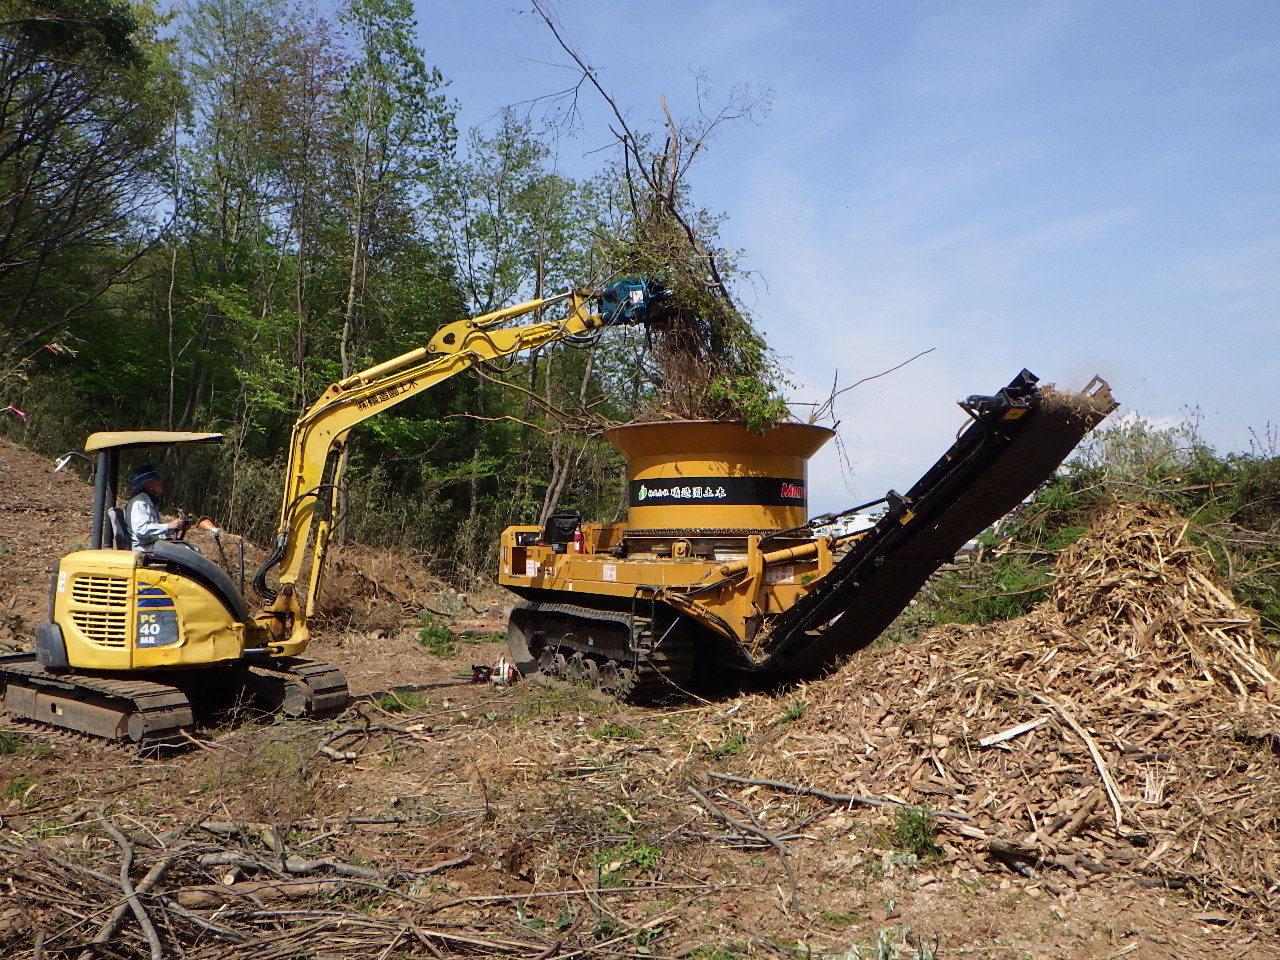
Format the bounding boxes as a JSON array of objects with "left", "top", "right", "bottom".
[
  {"left": 71, "top": 575, "right": 130, "bottom": 607},
  {"left": 70, "top": 609, "right": 129, "bottom": 647},
  {"left": 70, "top": 575, "right": 131, "bottom": 647}
]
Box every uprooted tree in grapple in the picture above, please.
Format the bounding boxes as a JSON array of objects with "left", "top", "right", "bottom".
[
  {"left": 604, "top": 146, "right": 789, "bottom": 430},
  {"left": 532, "top": 2, "right": 789, "bottom": 430}
]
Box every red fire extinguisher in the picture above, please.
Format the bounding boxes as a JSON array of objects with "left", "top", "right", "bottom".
[{"left": 573, "top": 527, "right": 584, "bottom": 553}]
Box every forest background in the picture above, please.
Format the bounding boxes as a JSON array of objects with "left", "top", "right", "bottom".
[{"left": 0, "top": 0, "right": 784, "bottom": 583}]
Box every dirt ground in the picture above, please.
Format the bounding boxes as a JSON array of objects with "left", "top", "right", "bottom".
[{"left": 1, "top": 437, "right": 1278, "bottom": 959}]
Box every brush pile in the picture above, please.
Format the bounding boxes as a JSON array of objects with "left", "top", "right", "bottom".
[
  {"left": 317, "top": 543, "right": 448, "bottom": 624},
  {"left": 738, "top": 500, "right": 1280, "bottom": 911}
]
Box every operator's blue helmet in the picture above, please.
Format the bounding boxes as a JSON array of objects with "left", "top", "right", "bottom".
[{"left": 131, "top": 465, "right": 161, "bottom": 494}]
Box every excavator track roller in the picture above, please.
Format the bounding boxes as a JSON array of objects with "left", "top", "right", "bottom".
[
  {"left": 0, "top": 653, "right": 349, "bottom": 748},
  {"left": 0, "top": 655, "right": 193, "bottom": 747}
]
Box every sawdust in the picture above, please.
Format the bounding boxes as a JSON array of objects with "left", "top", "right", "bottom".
[{"left": 736, "top": 500, "right": 1280, "bottom": 912}]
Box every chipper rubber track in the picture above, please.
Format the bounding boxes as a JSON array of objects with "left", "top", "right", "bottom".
[{"left": 508, "top": 601, "right": 696, "bottom": 702}]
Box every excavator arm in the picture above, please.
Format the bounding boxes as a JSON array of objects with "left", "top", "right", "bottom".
[{"left": 251, "top": 282, "right": 652, "bottom": 646}]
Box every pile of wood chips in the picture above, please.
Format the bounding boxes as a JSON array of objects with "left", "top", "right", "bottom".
[{"left": 739, "top": 500, "right": 1280, "bottom": 912}]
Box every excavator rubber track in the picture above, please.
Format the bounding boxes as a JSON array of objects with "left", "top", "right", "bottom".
[
  {"left": 0, "top": 654, "right": 193, "bottom": 748},
  {"left": 237, "top": 656, "right": 352, "bottom": 720},
  {"left": 0, "top": 654, "right": 351, "bottom": 748}
]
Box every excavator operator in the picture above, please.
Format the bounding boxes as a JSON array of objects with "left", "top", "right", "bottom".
[{"left": 125, "top": 465, "right": 190, "bottom": 550}]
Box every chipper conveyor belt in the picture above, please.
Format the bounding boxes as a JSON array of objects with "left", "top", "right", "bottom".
[{"left": 756, "top": 370, "right": 1116, "bottom": 677}]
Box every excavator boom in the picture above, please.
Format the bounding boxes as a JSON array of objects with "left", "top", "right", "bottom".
[{"left": 252, "top": 283, "right": 653, "bottom": 652}]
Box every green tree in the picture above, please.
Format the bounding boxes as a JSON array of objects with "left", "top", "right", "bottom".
[
  {"left": 337, "top": 0, "right": 455, "bottom": 376},
  {"left": 440, "top": 110, "right": 619, "bottom": 536},
  {"left": 0, "top": 0, "right": 172, "bottom": 359},
  {"left": 447, "top": 110, "right": 594, "bottom": 312},
  {"left": 320, "top": 0, "right": 463, "bottom": 548}
]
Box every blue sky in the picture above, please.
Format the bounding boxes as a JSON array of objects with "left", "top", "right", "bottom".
[{"left": 414, "top": 1, "right": 1279, "bottom": 514}]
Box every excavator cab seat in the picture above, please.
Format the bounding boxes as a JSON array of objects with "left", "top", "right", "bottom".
[{"left": 106, "top": 507, "right": 131, "bottom": 550}]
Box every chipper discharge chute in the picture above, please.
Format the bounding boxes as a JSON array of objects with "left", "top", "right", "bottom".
[{"left": 501, "top": 370, "right": 1117, "bottom": 699}]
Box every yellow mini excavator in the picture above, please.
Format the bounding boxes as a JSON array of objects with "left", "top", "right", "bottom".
[{"left": 0, "top": 282, "right": 657, "bottom": 745}]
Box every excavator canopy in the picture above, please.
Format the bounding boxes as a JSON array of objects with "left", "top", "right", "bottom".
[{"left": 84, "top": 431, "right": 224, "bottom": 454}]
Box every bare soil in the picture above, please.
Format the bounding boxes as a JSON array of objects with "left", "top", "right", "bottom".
[{"left": 1, "top": 437, "right": 1277, "bottom": 959}]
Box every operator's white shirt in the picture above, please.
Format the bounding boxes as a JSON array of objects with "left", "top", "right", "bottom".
[{"left": 126, "top": 492, "right": 170, "bottom": 550}]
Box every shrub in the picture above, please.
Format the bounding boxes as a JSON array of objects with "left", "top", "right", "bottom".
[
  {"left": 888, "top": 805, "right": 942, "bottom": 863},
  {"left": 417, "top": 613, "right": 456, "bottom": 656}
]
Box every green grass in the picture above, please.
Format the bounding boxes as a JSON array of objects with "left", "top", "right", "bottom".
[
  {"left": 706, "top": 728, "right": 747, "bottom": 758},
  {"left": 454, "top": 630, "right": 506, "bottom": 644},
  {"left": 821, "top": 911, "right": 867, "bottom": 929},
  {"left": 4, "top": 773, "right": 37, "bottom": 805},
  {"left": 591, "top": 840, "right": 660, "bottom": 883},
  {"left": 375, "top": 689, "right": 427, "bottom": 713},
  {"left": 0, "top": 730, "right": 54, "bottom": 757},
  {"left": 505, "top": 685, "right": 608, "bottom": 723},
  {"left": 593, "top": 721, "right": 644, "bottom": 740},
  {"left": 779, "top": 699, "right": 808, "bottom": 724}
]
